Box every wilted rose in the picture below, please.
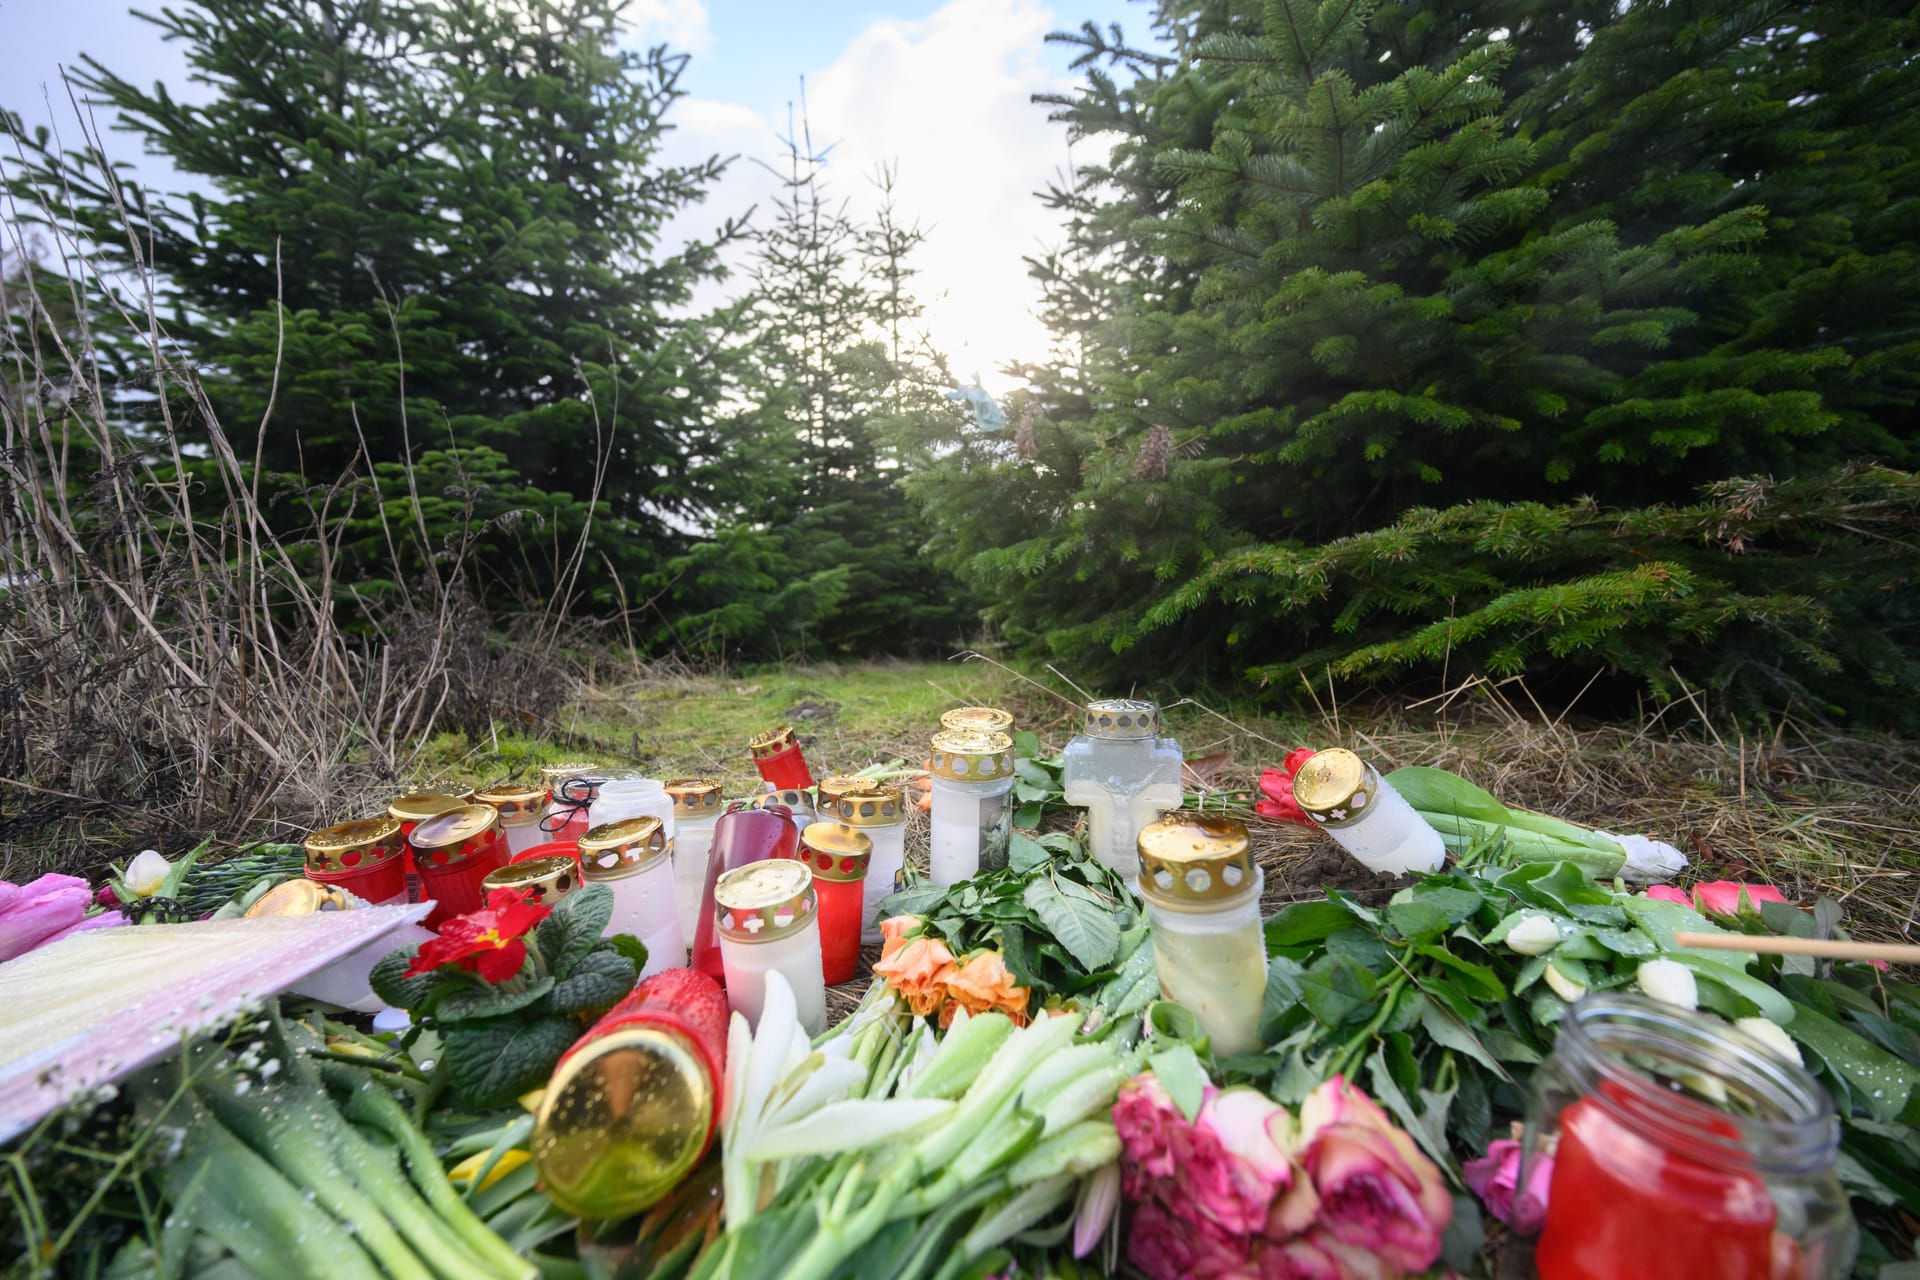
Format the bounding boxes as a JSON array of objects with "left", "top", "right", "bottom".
[
  {"left": 944, "top": 949, "right": 1031, "bottom": 1025},
  {"left": 1129, "top": 1197, "right": 1260, "bottom": 1280},
  {"left": 873, "top": 935, "right": 959, "bottom": 1017},
  {"left": 1114, "top": 1073, "right": 1187, "bottom": 1180},
  {"left": 1186, "top": 1086, "right": 1295, "bottom": 1234},
  {"left": 1462, "top": 1137, "right": 1550, "bottom": 1234},
  {"left": 1296, "top": 1076, "right": 1451, "bottom": 1273}
]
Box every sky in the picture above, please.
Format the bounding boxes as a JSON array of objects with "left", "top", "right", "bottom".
[{"left": 5, "top": 0, "right": 1160, "bottom": 392}]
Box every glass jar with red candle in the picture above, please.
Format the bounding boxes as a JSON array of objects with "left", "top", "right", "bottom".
[
  {"left": 792, "top": 822, "right": 871, "bottom": 985},
  {"left": 691, "top": 803, "right": 798, "bottom": 980},
  {"left": 305, "top": 818, "right": 409, "bottom": 905},
  {"left": 540, "top": 762, "right": 604, "bottom": 844},
  {"left": 748, "top": 724, "right": 814, "bottom": 790},
  {"left": 408, "top": 803, "right": 509, "bottom": 929},
  {"left": 1518, "top": 993, "right": 1854, "bottom": 1280},
  {"left": 532, "top": 967, "right": 728, "bottom": 1220}
]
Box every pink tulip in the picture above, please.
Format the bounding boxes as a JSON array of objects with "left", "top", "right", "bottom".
[
  {"left": 0, "top": 874, "right": 108, "bottom": 963},
  {"left": 1462, "top": 1137, "right": 1551, "bottom": 1233},
  {"left": 1690, "top": 881, "right": 1790, "bottom": 917},
  {"left": 1297, "top": 1077, "right": 1451, "bottom": 1273},
  {"left": 1643, "top": 884, "right": 1690, "bottom": 906}
]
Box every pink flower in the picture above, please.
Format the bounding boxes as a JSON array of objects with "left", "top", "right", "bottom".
[
  {"left": 1255, "top": 1231, "right": 1346, "bottom": 1280},
  {"left": 1114, "top": 1073, "right": 1187, "bottom": 1179},
  {"left": 1462, "top": 1137, "right": 1550, "bottom": 1233},
  {"left": 1073, "top": 1162, "right": 1120, "bottom": 1258},
  {"left": 1129, "top": 1198, "right": 1260, "bottom": 1280},
  {"left": 1296, "top": 1077, "right": 1451, "bottom": 1273},
  {"left": 0, "top": 874, "right": 119, "bottom": 963},
  {"left": 1691, "top": 881, "right": 1790, "bottom": 917},
  {"left": 1643, "top": 884, "right": 1690, "bottom": 906},
  {"left": 1193, "top": 1087, "right": 1296, "bottom": 1233},
  {"left": 1255, "top": 748, "right": 1318, "bottom": 826}
]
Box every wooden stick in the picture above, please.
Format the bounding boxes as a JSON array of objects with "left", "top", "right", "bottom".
[{"left": 1675, "top": 932, "right": 1920, "bottom": 964}]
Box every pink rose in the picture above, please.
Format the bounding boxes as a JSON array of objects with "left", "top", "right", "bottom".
[
  {"left": 0, "top": 874, "right": 118, "bottom": 963},
  {"left": 1115, "top": 1073, "right": 1187, "bottom": 1178},
  {"left": 1255, "top": 1231, "right": 1346, "bottom": 1280},
  {"left": 1297, "top": 1077, "right": 1451, "bottom": 1273},
  {"left": 1129, "top": 1198, "right": 1260, "bottom": 1280},
  {"left": 1191, "top": 1087, "right": 1296, "bottom": 1233},
  {"left": 1690, "top": 881, "right": 1790, "bottom": 917},
  {"left": 1462, "top": 1137, "right": 1550, "bottom": 1233}
]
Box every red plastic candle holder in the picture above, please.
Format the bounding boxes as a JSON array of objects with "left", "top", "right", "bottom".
[
  {"left": 410, "top": 804, "right": 510, "bottom": 929},
  {"left": 788, "top": 822, "right": 872, "bottom": 985},
  {"left": 692, "top": 805, "right": 799, "bottom": 980},
  {"left": 304, "top": 817, "right": 408, "bottom": 905},
  {"left": 748, "top": 724, "right": 814, "bottom": 790}
]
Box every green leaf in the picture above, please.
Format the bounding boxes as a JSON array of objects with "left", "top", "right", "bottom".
[
  {"left": 1389, "top": 900, "right": 1450, "bottom": 945},
  {"left": 1788, "top": 1002, "right": 1920, "bottom": 1123},
  {"left": 1669, "top": 954, "right": 1794, "bottom": 1023},
  {"left": 1013, "top": 758, "right": 1055, "bottom": 789},
  {"left": 1022, "top": 877, "right": 1120, "bottom": 971},
  {"left": 369, "top": 945, "right": 446, "bottom": 1013},
  {"left": 1096, "top": 936, "right": 1161, "bottom": 1019},
  {"left": 443, "top": 1015, "right": 582, "bottom": 1109},
  {"left": 548, "top": 948, "right": 639, "bottom": 1017},
  {"left": 1415, "top": 945, "right": 1507, "bottom": 1002},
  {"left": 1260, "top": 955, "right": 1307, "bottom": 1042},
  {"left": 879, "top": 883, "right": 949, "bottom": 919},
  {"left": 1366, "top": 1048, "right": 1455, "bottom": 1174},
  {"left": 606, "top": 933, "right": 650, "bottom": 969},
  {"left": 1008, "top": 832, "right": 1050, "bottom": 873},
  {"left": 536, "top": 884, "right": 614, "bottom": 980},
  {"left": 1036, "top": 832, "right": 1083, "bottom": 858},
  {"left": 1405, "top": 881, "right": 1487, "bottom": 924},
  {"left": 1417, "top": 994, "right": 1513, "bottom": 1082},
  {"left": 1147, "top": 1044, "right": 1208, "bottom": 1122},
  {"left": 1300, "top": 954, "right": 1378, "bottom": 1028},
  {"left": 1491, "top": 861, "right": 1626, "bottom": 924},
  {"left": 1012, "top": 730, "right": 1042, "bottom": 760},
  {"left": 1266, "top": 898, "right": 1358, "bottom": 948},
  {"left": 436, "top": 975, "right": 555, "bottom": 1023}
]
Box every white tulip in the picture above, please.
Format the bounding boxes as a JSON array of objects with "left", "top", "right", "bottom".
[
  {"left": 1596, "top": 831, "right": 1690, "bottom": 884},
  {"left": 1635, "top": 959, "right": 1699, "bottom": 1010},
  {"left": 1735, "top": 1017, "right": 1804, "bottom": 1066},
  {"left": 1505, "top": 915, "right": 1562, "bottom": 956},
  {"left": 123, "top": 849, "right": 172, "bottom": 898},
  {"left": 1544, "top": 962, "right": 1588, "bottom": 1003}
]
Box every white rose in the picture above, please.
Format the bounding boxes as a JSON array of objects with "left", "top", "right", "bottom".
[
  {"left": 123, "top": 849, "right": 173, "bottom": 898},
  {"left": 1635, "top": 958, "right": 1699, "bottom": 1010},
  {"left": 1735, "top": 1017, "right": 1804, "bottom": 1066},
  {"left": 1544, "top": 962, "right": 1588, "bottom": 1003},
  {"left": 1505, "top": 915, "right": 1562, "bottom": 956}
]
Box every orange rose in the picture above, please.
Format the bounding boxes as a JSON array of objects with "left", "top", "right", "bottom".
[
  {"left": 944, "top": 949, "right": 1031, "bottom": 1026},
  {"left": 873, "top": 935, "right": 958, "bottom": 1017},
  {"left": 879, "top": 914, "right": 922, "bottom": 961}
]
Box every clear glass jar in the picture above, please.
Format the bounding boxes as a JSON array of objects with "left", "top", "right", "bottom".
[
  {"left": 1137, "top": 815, "right": 1267, "bottom": 1058},
  {"left": 691, "top": 805, "right": 799, "bottom": 981},
  {"left": 1518, "top": 994, "right": 1855, "bottom": 1280},
  {"left": 665, "top": 779, "right": 725, "bottom": 948},
  {"left": 822, "top": 784, "right": 909, "bottom": 943},
  {"left": 474, "top": 782, "right": 551, "bottom": 859},
  {"left": 1292, "top": 748, "right": 1444, "bottom": 875},
  {"left": 1062, "top": 698, "right": 1184, "bottom": 887},
  {"left": 928, "top": 729, "right": 1015, "bottom": 886},
  {"left": 579, "top": 817, "right": 683, "bottom": 982},
  {"left": 715, "top": 860, "right": 826, "bottom": 1037}
]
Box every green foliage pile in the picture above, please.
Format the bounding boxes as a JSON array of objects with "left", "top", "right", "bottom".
[{"left": 910, "top": 0, "right": 1920, "bottom": 721}]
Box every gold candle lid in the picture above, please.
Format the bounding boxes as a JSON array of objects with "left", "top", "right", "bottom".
[
  {"left": 1084, "top": 698, "right": 1159, "bottom": 739},
  {"left": 1291, "top": 749, "right": 1378, "bottom": 828},
  {"left": 388, "top": 792, "right": 467, "bottom": 825},
  {"left": 541, "top": 761, "right": 603, "bottom": 785},
  {"left": 714, "top": 860, "right": 817, "bottom": 941},
  {"left": 664, "top": 778, "right": 724, "bottom": 817},
  {"left": 1137, "top": 815, "right": 1257, "bottom": 908},
  {"left": 578, "top": 817, "right": 668, "bottom": 881},
  {"left": 409, "top": 804, "right": 502, "bottom": 866},
  {"left": 534, "top": 1025, "right": 713, "bottom": 1220},
  {"left": 826, "top": 785, "right": 906, "bottom": 827},
  {"left": 815, "top": 774, "right": 870, "bottom": 811},
  {"left": 941, "top": 706, "right": 1013, "bottom": 734},
  {"left": 246, "top": 879, "right": 354, "bottom": 917},
  {"left": 483, "top": 855, "right": 583, "bottom": 906},
  {"left": 305, "top": 818, "right": 403, "bottom": 874},
  {"left": 929, "top": 729, "right": 1015, "bottom": 782},
  {"left": 472, "top": 783, "right": 550, "bottom": 823},
  {"left": 799, "top": 823, "right": 872, "bottom": 882},
  {"left": 752, "top": 787, "right": 814, "bottom": 815},
  {"left": 748, "top": 725, "right": 799, "bottom": 759}
]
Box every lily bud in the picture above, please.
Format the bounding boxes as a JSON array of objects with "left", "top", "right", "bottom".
[
  {"left": 1635, "top": 958, "right": 1698, "bottom": 1010},
  {"left": 1504, "top": 915, "right": 1561, "bottom": 956},
  {"left": 1543, "top": 961, "right": 1587, "bottom": 1003},
  {"left": 1735, "top": 1017, "right": 1804, "bottom": 1066}
]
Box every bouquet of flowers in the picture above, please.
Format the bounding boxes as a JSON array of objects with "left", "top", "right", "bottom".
[{"left": 1115, "top": 1071, "right": 1451, "bottom": 1280}]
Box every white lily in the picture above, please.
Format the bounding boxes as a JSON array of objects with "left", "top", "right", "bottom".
[
  {"left": 123, "top": 849, "right": 172, "bottom": 898},
  {"left": 1636, "top": 958, "right": 1699, "bottom": 1010},
  {"left": 1735, "top": 1017, "right": 1804, "bottom": 1066},
  {"left": 1505, "top": 914, "right": 1561, "bottom": 956},
  {"left": 1544, "top": 961, "right": 1588, "bottom": 1003}
]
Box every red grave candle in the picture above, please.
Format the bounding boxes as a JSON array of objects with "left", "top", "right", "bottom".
[
  {"left": 748, "top": 724, "right": 814, "bottom": 790},
  {"left": 304, "top": 817, "right": 409, "bottom": 905},
  {"left": 409, "top": 803, "right": 510, "bottom": 929},
  {"left": 1537, "top": 1087, "right": 1776, "bottom": 1280},
  {"left": 789, "top": 822, "right": 872, "bottom": 985},
  {"left": 692, "top": 804, "right": 800, "bottom": 980}
]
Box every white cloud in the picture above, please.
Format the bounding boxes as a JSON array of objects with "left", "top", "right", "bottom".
[
  {"left": 655, "top": 0, "right": 1099, "bottom": 395},
  {"left": 619, "top": 0, "right": 711, "bottom": 54}
]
